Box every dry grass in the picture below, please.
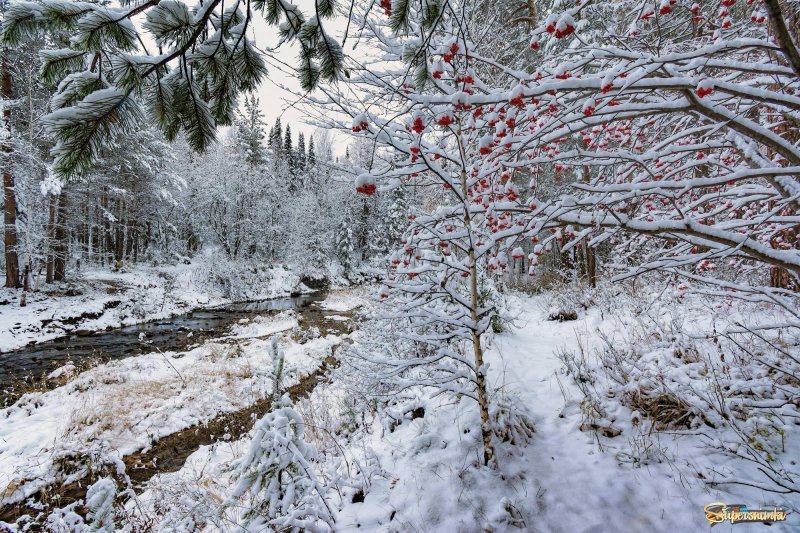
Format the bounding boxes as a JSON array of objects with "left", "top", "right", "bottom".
[{"left": 625, "top": 389, "right": 696, "bottom": 431}]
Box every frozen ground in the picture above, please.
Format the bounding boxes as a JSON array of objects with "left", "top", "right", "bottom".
[
  {"left": 0, "top": 288, "right": 366, "bottom": 519},
  {"left": 1, "top": 286, "right": 796, "bottom": 531},
  {"left": 0, "top": 262, "right": 309, "bottom": 352},
  {"left": 123, "top": 290, "right": 799, "bottom": 532}
]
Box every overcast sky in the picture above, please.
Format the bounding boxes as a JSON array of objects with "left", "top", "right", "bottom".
[{"left": 247, "top": 2, "right": 349, "bottom": 156}]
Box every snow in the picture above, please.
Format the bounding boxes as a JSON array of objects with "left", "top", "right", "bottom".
[
  {"left": 0, "top": 262, "right": 310, "bottom": 353},
  {"left": 4, "top": 2, "right": 799, "bottom": 529},
  {"left": 46, "top": 363, "right": 76, "bottom": 379},
  {"left": 84, "top": 477, "right": 116, "bottom": 531},
  {"left": 118, "top": 289, "right": 799, "bottom": 532},
  {"left": 323, "top": 295, "right": 709, "bottom": 531},
  {"left": 331, "top": 293, "right": 798, "bottom": 532},
  {"left": 0, "top": 309, "right": 342, "bottom": 505},
  {"left": 225, "top": 314, "right": 298, "bottom": 339},
  {"left": 314, "top": 293, "right": 364, "bottom": 313}
]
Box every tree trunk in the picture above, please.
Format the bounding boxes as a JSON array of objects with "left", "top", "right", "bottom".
[
  {"left": 114, "top": 199, "right": 124, "bottom": 262},
  {"left": 1, "top": 51, "right": 20, "bottom": 288},
  {"left": 460, "top": 167, "right": 494, "bottom": 466},
  {"left": 46, "top": 194, "right": 56, "bottom": 283},
  {"left": 586, "top": 241, "right": 597, "bottom": 288},
  {"left": 580, "top": 167, "right": 597, "bottom": 288},
  {"left": 53, "top": 193, "right": 68, "bottom": 282}
]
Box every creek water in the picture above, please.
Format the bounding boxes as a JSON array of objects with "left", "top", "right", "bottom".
[{"left": 0, "top": 292, "right": 326, "bottom": 385}]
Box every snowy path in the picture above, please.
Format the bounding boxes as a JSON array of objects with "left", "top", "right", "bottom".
[
  {"left": 487, "top": 296, "right": 793, "bottom": 533},
  {"left": 335, "top": 294, "right": 794, "bottom": 532},
  {"left": 491, "top": 302, "right": 701, "bottom": 532}
]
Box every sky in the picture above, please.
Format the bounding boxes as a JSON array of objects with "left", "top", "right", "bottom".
[{"left": 247, "top": 2, "right": 350, "bottom": 157}]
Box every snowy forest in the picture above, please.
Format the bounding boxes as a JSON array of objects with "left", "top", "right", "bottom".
[{"left": 0, "top": 0, "right": 798, "bottom": 531}]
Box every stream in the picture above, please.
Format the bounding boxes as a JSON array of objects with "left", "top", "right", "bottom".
[
  {"left": 0, "top": 292, "right": 326, "bottom": 390},
  {"left": 0, "top": 289, "right": 359, "bottom": 524}
]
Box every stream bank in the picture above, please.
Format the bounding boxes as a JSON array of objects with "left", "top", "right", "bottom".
[
  {"left": 0, "top": 291, "right": 363, "bottom": 527},
  {"left": 0, "top": 293, "right": 325, "bottom": 406}
]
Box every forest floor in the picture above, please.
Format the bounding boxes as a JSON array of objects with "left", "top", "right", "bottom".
[
  {"left": 129, "top": 288, "right": 799, "bottom": 532},
  {"left": 0, "top": 283, "right": 797, "bottom": 531},
  {"left": 313, "top": 290, "right": 797, "bottom": 532}
]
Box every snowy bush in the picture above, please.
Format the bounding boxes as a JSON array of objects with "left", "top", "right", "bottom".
[
  {"left": 559, "top": 292, "right": 800, "bottom": 494},
  {"left": 85, "top": 477, "right": 117, "bottom": 531},
  {"left": 45, "top": 502, "right": 87, "bottom": 533},
  {"left": 490, "top": 392, "right": 535, "bottom": 447},
  {"left": 223, "top": 335, "right": 333, "bottom": 531},
  {"left": 44, "top": 477, "right": 117, "bottom": 532},
  {"left": 226, "top": 395, "right": 334, "bottom": 532}
]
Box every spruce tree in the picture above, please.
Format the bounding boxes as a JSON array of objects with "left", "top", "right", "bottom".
[
  {"left": 307, "top": 135, "right": 316, "bottom": 168},
  {"left": 387, "top": 186, "right": 408, "bottom": 250},
  {"left": 235, "top": 94, "right": 267, "bottom": 166},
  {"left": 227, "top": 337, "right": 334, "bottom": 530},
  {"left": 267, "top": 123, "right": 276, "bottom": 151},
  {"left": 296, "top": 132, "right": 306, "bottom": 172},
  {"left": 269, "top": 118, "right": 283, "bottom": 157},
  {"left": 335, "top": 216, "right": 355, "bottom": 274},
  {"left": 283, "top": 125, "right": 294, "bottom": 171},
  {"left": 369, "top": 197, "right": 391, "bottom": 258}
]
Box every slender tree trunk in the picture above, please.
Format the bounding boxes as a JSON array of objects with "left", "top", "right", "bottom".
[
  {"left": 126, "top": 218, "right": 135, "bottom": 261},
  {"left": 53, "top": 193, "right": 68, "bottom": 281},
  {"left": 20, "top": 262, "right": 29, "bottom": 305},
  {"left": 1, "top": 51, "right": 20, "bottom": 288},
  {"left": 46, "top": 194, "right": 56, "bottom": 283},
  {"left": 114, "top": 199, "right": 124, "bottom": 263},
  {"left": 101, "top": 188, "right": 113, "bottom": 265},
  {"left": 581, "top": 167, "right": 597, "bottom": 288},
  {"left": 460, "top": 166, "right": 494, "bottom": 466},
  {"left": 577, "top": 240, "right": 586, "bottom": 280},
  {"left": 586, "top": 241, "right": 597, "bottom": 288},
  {"left": 87, "top": 203, "right": 94, "bottom": 265}
]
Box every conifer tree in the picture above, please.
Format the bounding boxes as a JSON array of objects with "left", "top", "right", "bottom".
[
  {"left": 1, "top": 0, "right": 345, "bottom": 176},
  {"left": 235, "top": 94, "right": 267, "bottom": 166},
  {"left": 307, "top": 134, "right": 317, "bottom": 168},
  {"left": 283, "top": 125, "right": 295, "bottom": 171},
  {"left": 386, "top": 186, "right": 407, "bottom": 250},
  {"left": 335, "top": 216, "right": 355, "bottom": 274},
  {"left": 296, "top": 132, "right": 307, "bottom": 172},
  {"left": 1, "top": 45, "right": 20, "bottom": 288},
  {"left": 269, "top": 118, "right": 283, "bottom": 156},
  {"left": 228, "top": 337, "right": 334, "bottom": 531}
]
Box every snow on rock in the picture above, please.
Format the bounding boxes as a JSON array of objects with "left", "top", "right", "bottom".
[
  {"left": 47, "top": 363, "right": 76, "bottom": 380},
  {"left": 314, "top": 291, "right": 365, "bottom": 312},
  {"left": 225, "top": 311, "right": 299, "bottom": 339}
]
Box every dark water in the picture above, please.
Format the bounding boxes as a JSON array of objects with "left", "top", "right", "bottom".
[{"left": 0, "top": 292, "right": 325, "bottom": 385}]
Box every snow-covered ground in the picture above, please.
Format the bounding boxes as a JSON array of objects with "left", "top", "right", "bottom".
[
  {"left": 315, "top": 292, "right": 366, "bottom": 313},
  {"left": 2, "top": 286, "right": 796, "bottom": 531},
  {"left": 0, "top": 262, "right": 308, "bottom": 353},
  {"left": 0, "top": 290, "right": 361, "bottom": 512},
  {"left": 123, "top": 290, "right": 798, "bottom": 532}
]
